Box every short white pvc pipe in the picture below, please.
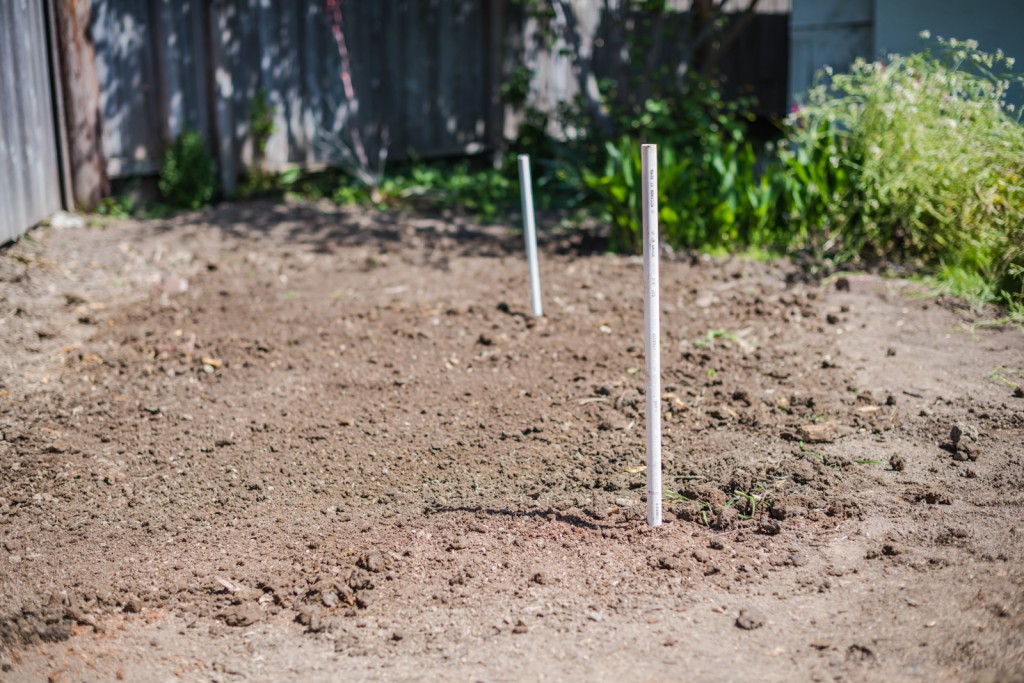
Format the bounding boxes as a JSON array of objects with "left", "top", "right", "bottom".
[
  {"left": 517, "top": 154, "right": 543, "bottom": 318},
  {"left": 642, "top": 144, "right": 662, "bottom": 527}
]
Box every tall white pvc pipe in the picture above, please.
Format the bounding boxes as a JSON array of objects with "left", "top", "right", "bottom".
[
  {"left": 642, "top": 144, "right": 662, "bottom": 527},
  {"left": 517, "top": 154, "right": 543, "bottom": 317}
]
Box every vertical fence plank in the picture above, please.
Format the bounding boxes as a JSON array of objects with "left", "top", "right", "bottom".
[{"left": 0, "top": 0, "right": 63, "bottom": 241}]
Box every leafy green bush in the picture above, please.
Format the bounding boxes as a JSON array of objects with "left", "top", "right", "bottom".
[
  {"left": 332, "top": 160, "right": 517, "bottom": 222},
  {"left": 159, "top": 130, "right": 217, "bottom": 210},
  {"left": 579, "top": 80, "right": 778, "bottom": 253},
  {"left": 782, "top": 36, "right": 1024, "bottom": 302},
  {"left": 238, "top": 89, "right": 278, "bottom": 197}
]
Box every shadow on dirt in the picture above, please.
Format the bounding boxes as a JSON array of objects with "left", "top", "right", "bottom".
[
  {"left": 149, "top": 200, "right": 610, "bottom": 261},
  {"left": 428, "top": 505, "right": 611, "bottom": 531}
]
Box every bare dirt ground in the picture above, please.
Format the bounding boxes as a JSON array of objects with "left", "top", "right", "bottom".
[{"left": 1, "top": 200, "right": 1022, "bottom": 682}]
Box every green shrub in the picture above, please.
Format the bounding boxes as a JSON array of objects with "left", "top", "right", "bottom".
[
  {"left": 782, "top": 36, "right": 1024, "bottom": 302},
  {"left": 580, "top": 82, "right": 779, "bottom": 254},
  {"left": 332, "top": 160, "right": 517, "bottom": 222},
  {"left": 159, "top": 130, "right": 218, "bottom": 210}
]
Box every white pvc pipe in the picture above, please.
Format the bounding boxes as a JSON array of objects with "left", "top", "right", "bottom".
[
  {"left": 517, "top": 154, "right": 543, "bottom": 317},
  {"left": 642, "top": 144, "right": 662, "bottom": 527}
]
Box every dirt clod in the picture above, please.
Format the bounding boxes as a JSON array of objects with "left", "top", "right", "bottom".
[
  {"left": 950, "top": 423, "right": 980, "bottom": 461},
  {"left": 736, "top": 608, "right": 766, "bottom": 630},
  {"left": 219, "top": 603, "right": 261, "bottom": 628},
  {"left": 796, "top": 423, "right": 842, "bottom": 443},
  {"left": 358, "top": 552, "right": 384, "bottom": 573}
]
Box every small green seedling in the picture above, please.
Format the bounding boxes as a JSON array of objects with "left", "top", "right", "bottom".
[
  {"left": 729, "top": 490, "right": 759, "bottom": 519},
  {"left": 987, "top": 365, "right": 1020, "bottom": 388},
  {"left": 798, "top": 440, "right": 825, "bottom": 463},
  {"left": 692, "top": 329, "right": 738, "bottom": 349},
  {"left": 664, "top": 489, "right": 713, "bottom": 527}
]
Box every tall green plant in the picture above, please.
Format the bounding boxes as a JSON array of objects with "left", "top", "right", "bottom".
[
  {"left": 581, "top": 83, "right": 778, "bottom": 254},
  {"left": 783, "top": 36, "right": 1024, "bottom": 301},
  {"left": 159, "top": 130, "right": 217, "bottom": 210}
]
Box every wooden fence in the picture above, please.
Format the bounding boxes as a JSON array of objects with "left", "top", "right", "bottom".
[
  {"left": 84, "top": 0, "right": 500, "bottom": 195},
  {"left": 0, "top": 0, "right": 68, "bottom": 243},
  {"left": 2, "top": 0, "right": 792, "bottom": 235}
]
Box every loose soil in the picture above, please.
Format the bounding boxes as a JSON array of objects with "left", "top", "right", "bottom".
[{"left": 1, "top": 200, "right": 1022, "bottom": 682}]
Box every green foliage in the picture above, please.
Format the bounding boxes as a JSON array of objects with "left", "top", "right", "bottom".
[
  {"left": 238, "top": 164, "right": 302, "bottom": 200},
  {"left": 95, "top": 194, "right": 135, "bottom": 218},
  {"left": 249, "top": 89, "right": 276, "bottom": 160},
  {"left": 238, "top": 89, "right": 279, "bottom": 197},
  {"left": 159, "top": 130, "right": 217, "bottom": 210},
  {"left": 331, "top": 160, "right": 518, "bottom": 222},
  {"left": 781, "top": 36, "right": 1024, "bottom": 303},
  {"left": 579, "top": 78, "right": 782, "bottom": 254}
]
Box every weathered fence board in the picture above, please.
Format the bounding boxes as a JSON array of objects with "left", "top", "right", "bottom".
[
  {"left": 0, "top": 0, "right": 63, "bottom": 243},
  {"left": 88, "top": 0, "right": 492, "bottom": 191}
]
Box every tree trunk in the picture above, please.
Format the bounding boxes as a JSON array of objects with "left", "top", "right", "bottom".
[{"left": 54, "top": 0, "right": 108, "bottom": 210}]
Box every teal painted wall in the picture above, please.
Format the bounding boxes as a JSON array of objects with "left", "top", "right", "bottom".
[{"left": 791, "top": 0, "right": 1024, "bottom": 106}]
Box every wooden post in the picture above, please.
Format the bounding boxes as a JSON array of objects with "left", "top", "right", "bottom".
[
  {"left": 43, "top": 0, "right": 74, "bottom": 211},
  {"left": 53, "top": 0, "right": 108, "bottom": 210},
  {"left": 483, "top": 0, "right": 507, "bottom": 166}
]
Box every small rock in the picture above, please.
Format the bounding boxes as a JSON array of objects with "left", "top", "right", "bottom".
[
  {"left": 122, "top": 597, "right": 142, "bottom": 614},
  {"left": 796, "top": 423, "right": 840, "bottom": 443},
  {"left": 50, "top": 211, "right": 86, "bottom": 229},
  {"left": 950, "top": 423, "right": 979, "bottom": 461},
  {"left": 918, "top": 488, "right": 953, "bottom": 505},
  {"left": 358, "top": 551, "right": 384, "bottom": 573},
  {"left": 714, "top": 506, "right": 739, "bottom": 530},
  {"left": 530, "top": 572, "right": 550, "bottom": 585},
  {"left": 695, "top": 294, "right": 716, "bottom": 308},
  {"left": 692, "top": 549, "right": 711, "bottom": 563},
  {"left": 826, "top": 313, "right": 840, "bottom": 325},
  {"left": 882, "top": 543, "right": 908, "bottom": 557},
  {"left": 219, "top": 602, "right": 261, "bottom": 627},
  {"left": 656, "top": 556, "right": 683, "bottom": 571},
  {"left": 731, "top": 389, "right": 751, "bottom": 406},
  {"left": 1014, "top": 387, "right": 1024, "bottom": 398},
  {"left": 834, "top": 277, "right": 850, "bottom": 292},
  {"left": 788, "top": 551, "right": 809, "bottom": 567},
  {"left": 889, "top": 454, "right": 906, "bottom": 472},
  {"left": 709, "top": 405, "right": 738, "bottom": 421},
  {"left": 789, "top": 460, "right": 817, "bottom": 484},
  {"left": 65, "top": 606, "right": 95, "bottom": 627},
  {"left": 757, "top": 519, "right": 782, "bottom": 536},
  {"left": 159, "top": 275, "right": 189, "bottom": 296},
  {"left": 512, "top": 619, "right": 528, "bottom": 634},
  {"left": 736, "top": 608, "right": 766, "bottom": 630}
]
